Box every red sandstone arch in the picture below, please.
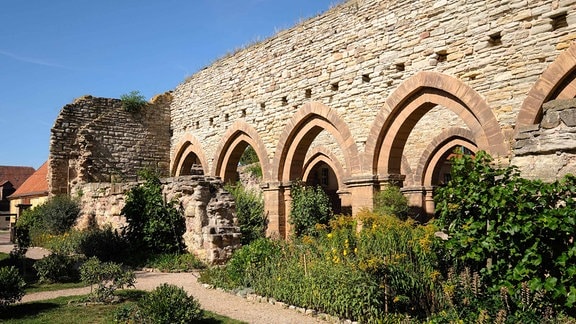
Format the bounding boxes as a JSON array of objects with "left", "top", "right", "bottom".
[
  {"left": 302, "top": 147, "right": 346, "bottom": 190},
  {"left": 365, "top": 71, "right": 507, "bottom": 176},
  {"left": 413, "top": 128, "right": 478, "bottom": 186},
  {"left": 213, "top": 120, "right": 270, "bottom": 183},
  {"left": 171, "top": 133, "right": 209, "bottom": 176},
  {"left": 272, "top": 102, "right": 360, "bottom": 183},
  {"left": 516, "top": 44, "right": 576, "bottom": 128}
]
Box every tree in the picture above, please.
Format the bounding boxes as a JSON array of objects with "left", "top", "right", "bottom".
[
  {"left": 121, "top": 171, "right": 185, "bottom": 254},
  {"left": 289, "top": 181, "right": 333, "bottom": 237},
  {"left": 435, "top": 151, "right": 576, "bottom": 313}
]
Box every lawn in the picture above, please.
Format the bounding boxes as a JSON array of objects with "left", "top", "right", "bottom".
[{"left": 0, "top": 291, "right": 246, "bottom": 324}]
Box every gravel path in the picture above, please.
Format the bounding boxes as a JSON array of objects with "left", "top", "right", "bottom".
[
  {"left": 23, "top": 271, "right": 326, "bottom": 324},
  {"left": 0, "top": 233, "right": 327, "bottom": 324}
]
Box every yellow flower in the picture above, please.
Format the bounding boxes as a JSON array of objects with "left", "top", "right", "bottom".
[{"left": 327, "top": 233, "right": 333, "bottom": 239}]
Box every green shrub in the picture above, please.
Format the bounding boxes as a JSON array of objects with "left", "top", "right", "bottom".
[
  {"left": 138, "top": 283, "right": 203, "bottom": 323},
  {"left": 289, "top": 181, "right": 333, "bottom": 237},
  {"left": 44, "top": 230, "right": 85, "bottom": 255},
  {"left": 0, "top": 266, "right": 25, "bottom": 307},
  {"left": 373, "top": 185, "right": 408, "bottom": 220},
  {"left": 226, "top": 183, "right": 267, "bottom": 245},
  {"left": 77, "top": 226, "right": 128, "bottom": 262},
  {"left": 199, "top": 238, "right": 280, "bottom": 290},
  {"left": 202, "top": 214, "right": 442, "bottom": 322},
  {"left": 120, "top": 90, "right": 147, "bottom": 113},
  {"left": 33, "top": 253, "right": 80, "bottom": 283},
  {"left": 79, "top": 257, "right": 135, "bottom": 303},
  {"left": 121, "top": 171, "right": 185, "bottom": 254},
  {"left": 435, "top": 151, "right": 576, "bottom": 315},
  {"left": 145, "top": 253, "right": 205, "bottom": 272},
  {"left": 224, "top": 238, "right": 280, "bottom": 289},
  {"left": 238, "top": 145, "right": 258, "bottom": 166},
  {"left": 113, "top": 304, "right": 142, "bottom": 323},
  {"left": 15, "top": 195, "right": 80, "bottom": 246}
]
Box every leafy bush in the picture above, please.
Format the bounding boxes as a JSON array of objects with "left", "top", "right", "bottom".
[
  {"left": 77, "top": 226, "right": 128, "bottom": 262},
  {"left": 145, "top": 253, "right": 205, "bottom": 272},
  {"left": 113, "top": 304, "right": 142, "bottom": 323},
  {"left": 289, "top": 181, "right": 333, "bottom": 237},
  {"left": 202, "top": 214, "right": 442, "bottom": 322},
  {"left": 373, "top": 185, "right": 409, "bottom": 220},
  {"left": 226, "top": 184, "right": 267, "bottom": 245},
  {"left": 0, "top": 266, "right": 25, "bottom": 307},
  {"left": 121, "top": 171, "right": 185, "bottom": 254},
  {"left": 33, "top": 253, "right": 80, "bottom": 283},
  {"left": 44, "top": 230, "right": 85, "bottom": 255},
  {"left": 435, "top": 151, "right": 576, "bottom": 316},
  {"left": 120, "top": 90, "right": 147, "bottom": 113},
  {"left": 80, "top": 257, "right": 135, "bottom": 303},
  {"left": 239, "top": 145, "right": 258, "bottom": 166},
  {"left": 138, "top": 284, "right": 203, "bottom": 323},
  {"left": 15, "top": 195, "right": 80, "bottom": 246},
  {"left": 200, "top": 238, "right": 280, "bottom": 290}
]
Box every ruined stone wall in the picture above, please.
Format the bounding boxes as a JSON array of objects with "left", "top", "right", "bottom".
[
  {"left": 49, "top": 94, "right": 172, "bottom": 195},
  {"left": 170, "top": 0, "right": 576, "bottom": 178},
  {"left": 513, "top": 99, "right": 576, "bottom": 181},
  {"left": 75, "top": 175, "right": 240, "bottom": 264}
]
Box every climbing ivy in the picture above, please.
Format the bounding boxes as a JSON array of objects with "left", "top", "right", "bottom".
[{"left": 435, "top": 151, "right": 576, "bottom": 314}]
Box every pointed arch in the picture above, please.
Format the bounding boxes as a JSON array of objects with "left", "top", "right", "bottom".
[
  {"left": 213, "top": 120, "right": 270, "bottom": 183},
  {"left": 516, "top": 44, "right": 576, "bottom": 128},
  {"left": 272, "top": 102, "right": 361, "bottom": 183},
  {"left": 364, "top": 71, "right": 507, "bottom": 176},
  {"left": 413, "top": 128, "right": 478, "bottom": 186},
  {"left": 302, "top": 147, "right": 346, "bottom": 190},
  {"left": 171, "top": 133, "right": 208, "bottom": 176}
]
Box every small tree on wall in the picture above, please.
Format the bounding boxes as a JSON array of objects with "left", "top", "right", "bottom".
[
  {"left": 289, "top": 180, "right": 333, "bottom": 237},
  {"left": 120, "top": 90, "right": 147, "bottom": 113}
]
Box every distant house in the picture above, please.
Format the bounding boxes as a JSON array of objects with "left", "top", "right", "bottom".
[
  {"left": 0, "top": 165, "right": 35, "bottom": 229},
  {"left": 8, "top": 162, "right": 49, "bottom": 227}
]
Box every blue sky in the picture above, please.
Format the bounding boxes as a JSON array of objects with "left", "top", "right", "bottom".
[{"left": 0, "top": 0, "right": 340, "bottom": 169}]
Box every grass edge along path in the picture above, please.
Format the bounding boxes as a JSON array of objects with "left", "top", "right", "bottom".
[{"left": 1, "top": 292, "right": 246, "bottom": 324}]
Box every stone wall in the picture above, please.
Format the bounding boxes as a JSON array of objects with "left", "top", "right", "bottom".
[
  {"left": 512, "top": 99, "right": 576, "bottom": 180},
  {"left": 47, "top": 0, "right": 576, "bottom": 240},
  {"left": 48, "top": 94, "right": 172, "bottom": 195},
  {"left": 75, "top": 175, "right": 241, "bottom": 264},
  {"left": 170, "top": 0, "right": 576, "bottom": 179}
]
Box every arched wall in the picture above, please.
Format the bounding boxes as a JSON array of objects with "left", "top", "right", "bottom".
[
  {"left": 364, "top": 72, "right": 507, "bottom": 177},
  {"left": 422, "top": 139, "right": 478, "bottom": 187},
  {"left": 171, "top": 133, "right": 209, "bottom": 176},
  {"left": 302, "top": 147, "right": 346, "bottom": 190},
  {"left": 212, "top": 120, "right": 271, "bottom": 183},
  {"left": 160, "top": 0, "right": 576, "bottom": 237},
  {"left": 272, "top": 101, "right": 361, "bottom": 183},
  {"left": 517, "top": 43, "right": 576, "bottom": 128},
  {"left": 413, "top": 128, "right": 478, "bottom": 187}
]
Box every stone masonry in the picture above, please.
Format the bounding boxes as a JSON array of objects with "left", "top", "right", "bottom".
[
  {"left": 168, "top": 0, "right": 576, "bottom": 236},
  {"left": 49, "top": 94, "right": 172, "bottom": 196},
  {"left": 513, "top": 98, "right": 576, "bottom": 180},
  {"left": 74, "top": 175, "right": 241, "bottom": 264},
  {"left": 49, "top": 0, "right": 576, "bottom": 241}
]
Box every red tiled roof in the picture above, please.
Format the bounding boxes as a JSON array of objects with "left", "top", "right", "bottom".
[
  {"left": 9, "top": 162, "right": 48, "bottom": 199},
  {"left": 0, "top": 165, "right": 35, "bottom": 188}
]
